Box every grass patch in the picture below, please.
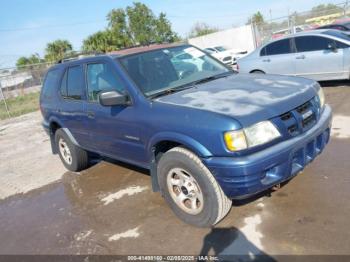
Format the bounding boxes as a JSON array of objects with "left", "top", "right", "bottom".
[{"left": 0, "top": 92, "right": 40, "bottom": 120}]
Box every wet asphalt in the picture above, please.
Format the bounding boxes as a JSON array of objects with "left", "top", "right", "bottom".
[{"left": 0, "top": 82, "right": 350, "bottom": 256}]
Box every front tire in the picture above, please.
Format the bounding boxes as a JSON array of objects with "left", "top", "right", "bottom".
[
  {"left": 158, "top": 147, "right": 232, "bottom": 227},
  {"left": 55, "top": 129, "right": 89, "bottom": 172}
]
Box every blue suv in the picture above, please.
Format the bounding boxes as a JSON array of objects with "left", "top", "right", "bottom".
[{"left": 40, "top": 44, "right": 332, "bottom": 227}]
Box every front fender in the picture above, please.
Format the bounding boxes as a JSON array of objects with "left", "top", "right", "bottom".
[
  {"left": 147, "top": 132, "right": 213, "bottom": 193},
  {"left": 147, "top": 131, "right": 212, "bottom": 159}
]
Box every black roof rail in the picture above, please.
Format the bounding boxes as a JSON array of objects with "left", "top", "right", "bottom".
[
  {"left": 111, "top": 42, "right": 169, "bottom": 52},
  {"left": 57, "top": 51, "right": 105, "bottom": 64}
]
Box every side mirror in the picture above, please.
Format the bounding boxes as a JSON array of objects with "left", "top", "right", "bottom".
[
  {"left": 327, "top": 42, "right": 337, "bottom": 52},
  {"left": 99, "top": 91, "right": 130, "bottom": 106}
]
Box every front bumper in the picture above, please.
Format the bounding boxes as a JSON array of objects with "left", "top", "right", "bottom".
[{"left": 203, "top": 105, "right": 332, "bottom": 199}]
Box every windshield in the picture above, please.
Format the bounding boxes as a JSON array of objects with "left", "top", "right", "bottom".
[
  {"left": 118, "top": 45, "right": 230, "bottom": 97},
  {"left": 214, "top": 46, "right": 227, "bottom": 52}
]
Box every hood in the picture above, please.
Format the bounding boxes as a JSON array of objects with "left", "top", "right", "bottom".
[{"left": 156, "top": 73, "right": 319, "bottom": 127}]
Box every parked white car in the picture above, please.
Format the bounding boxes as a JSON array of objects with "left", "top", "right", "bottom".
[
  {"left": 204, "top": 46, "right": 247, "bottom": 65},
  {"left": 237, "top": 29, "right": 350, "bottom": 81}
]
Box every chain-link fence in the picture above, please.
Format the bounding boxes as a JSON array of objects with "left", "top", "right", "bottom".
[
  {"left": 2, "top": 2, "right": 350, "bottom": 120},
  {"left": 252, "top": 1, "right": 350, "bottom": 47},
  {"left": 0, "top": 62, "right": 52, "bottom": 120}
]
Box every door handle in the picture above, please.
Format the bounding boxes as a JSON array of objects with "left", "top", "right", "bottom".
[
  {"left": 87, "top": 111, "right": 95, "bottom": 119},
  {"left": 296, "top": 55, "right": 305, "bottom": 59},
  {"left": 262, "top": 59, "right": 271, "bottom": 62}
]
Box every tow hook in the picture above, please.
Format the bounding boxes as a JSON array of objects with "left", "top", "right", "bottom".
[{"left": 272, "top": 184, "right": 281, "bottom": 191}]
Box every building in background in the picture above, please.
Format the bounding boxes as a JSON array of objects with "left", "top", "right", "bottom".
[{"left": 188, "top": 25, "right": 256, "bottom": 55}]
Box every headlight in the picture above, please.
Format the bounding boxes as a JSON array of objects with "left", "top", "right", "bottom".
[
  {"left": 317, "top": 88, "right": 325, "bottom": 108},
  {"left": 224, "top": 121, "right": 281, "bottom": 152},
  {"left": 224, "top": 130, "right": 247, "bottom": 151},
  {"left": 244, "top": 121, "right": 281, "bottom": 148}
]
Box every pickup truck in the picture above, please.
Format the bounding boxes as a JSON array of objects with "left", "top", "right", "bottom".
[{"left": 40, "top": 44, "right": 332, "bottom": 227}]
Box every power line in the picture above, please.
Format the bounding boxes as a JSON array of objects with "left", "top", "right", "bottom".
[
  {"left": 0, "top": 1, "right": 348, "bottom": 33},
  {"left": 0, "top": 20, "right": 106, "bottom": 32}
]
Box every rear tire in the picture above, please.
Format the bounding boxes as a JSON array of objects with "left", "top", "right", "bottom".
[
  {"left": 55, "top": 129, "right": 89, "bottom": 172},
  {"left": 157, "top": 147, "right": 232, "bottom": 227}
]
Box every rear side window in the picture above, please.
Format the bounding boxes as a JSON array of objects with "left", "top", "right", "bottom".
[
  {"left": 61, "top": 65, "right": 84, "bottom": 100},
  {"left": 295, "top": 36, "right": 334, "bottom": 52},
  {"left": 262, "top": 39, "right": 292, "bottom": 56},
  {"left": 42, "top": 69, "right": 60, "bottom": 99}
]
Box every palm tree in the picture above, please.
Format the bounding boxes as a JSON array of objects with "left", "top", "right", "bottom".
[
  {"left": 82, "top": 30, "right": 116, "bottom": 53},
  {"left": 44, "top": 40, "right": 73, "bottom": 62}
]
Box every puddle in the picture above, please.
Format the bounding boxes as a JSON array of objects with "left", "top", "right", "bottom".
[
  {"left": 108, "top": 227, "right": 140, "bottom": 241},
  {"left": 0, "top": 143, "right": 350, "bottom": 255},
  {"left": 101, "top": 186, "right": 148, "bottom": 205}
]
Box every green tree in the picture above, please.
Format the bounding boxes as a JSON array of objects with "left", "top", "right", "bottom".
[
  {"left": 107, "top": 8, "right": 133, "bottom": 47},
  {"left": 83, "top": 2, "right": 179, "bottom": 51},
  {"left": 16, "top": 54, "right": 43, "bottom": 70},
  {"left": 126, "top": 2, "right": 157, "bottom": 45},
  {"left": 82, "top": 30, "right": 116, "bottom": 53},
  {"left": 44, "top": 39, "right": 73, "bottom": 62},
  {"left": 247, "top": 11, "right": 265, "bottom": 25},
  {"left": 188, "top": 22, "right": 218, "bottom": 38},
  {"left": 154, "top": 12, "right": 180, "bottom": 43}
]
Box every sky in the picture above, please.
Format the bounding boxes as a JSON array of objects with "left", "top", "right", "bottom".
[{"left": 0, "top": 0, "right": 342, "bottom": 68}]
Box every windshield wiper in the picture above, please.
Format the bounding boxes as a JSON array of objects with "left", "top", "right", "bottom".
[
  {"left": 149, "top": 71, "right": 234, "bottom": 99},
  {"left": 192, "top": 71, "right": 234, "bottom": 85},
  {"left": 149, "top": 84, "right": 195, "bottom": 99}
]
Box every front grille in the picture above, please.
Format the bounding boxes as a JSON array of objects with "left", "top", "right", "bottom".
[
  {"left": 288, "top": 124, "right": 298, "bottom": 135},
  {"left": 280, "top": 112, "right": 292, "bottom": 121},
  {"left": 296, "top": 101, "right": 311, "bottom": 114},
  {"left": 277, "top": 97, "right": 320, "bottom": 137},
  {"left": 302, "top": 113, "right": 316, "bottom": 128}
]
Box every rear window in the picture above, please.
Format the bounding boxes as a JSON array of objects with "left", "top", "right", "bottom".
[
  {"left": 41, "top": 69, "right": 60, "bottom": 99},
  {"left": 261, "top": 39, "right": 292, "bottom": 56}
]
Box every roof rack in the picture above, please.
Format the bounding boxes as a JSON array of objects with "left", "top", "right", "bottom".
[{"left": 57, "top": 51, "right": 105, "bottom": 64}]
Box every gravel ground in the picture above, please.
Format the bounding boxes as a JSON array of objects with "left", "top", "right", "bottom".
[{"left": 0, "top": 111, "right": 65, "bottom": 200}]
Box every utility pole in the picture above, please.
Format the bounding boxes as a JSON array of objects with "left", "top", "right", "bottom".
[
  {"left": 344, "top": 0, "right": 349, "bottom": 17},
  {"left": 287, "top": 8, "right": 291, "bottom": 33}
]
